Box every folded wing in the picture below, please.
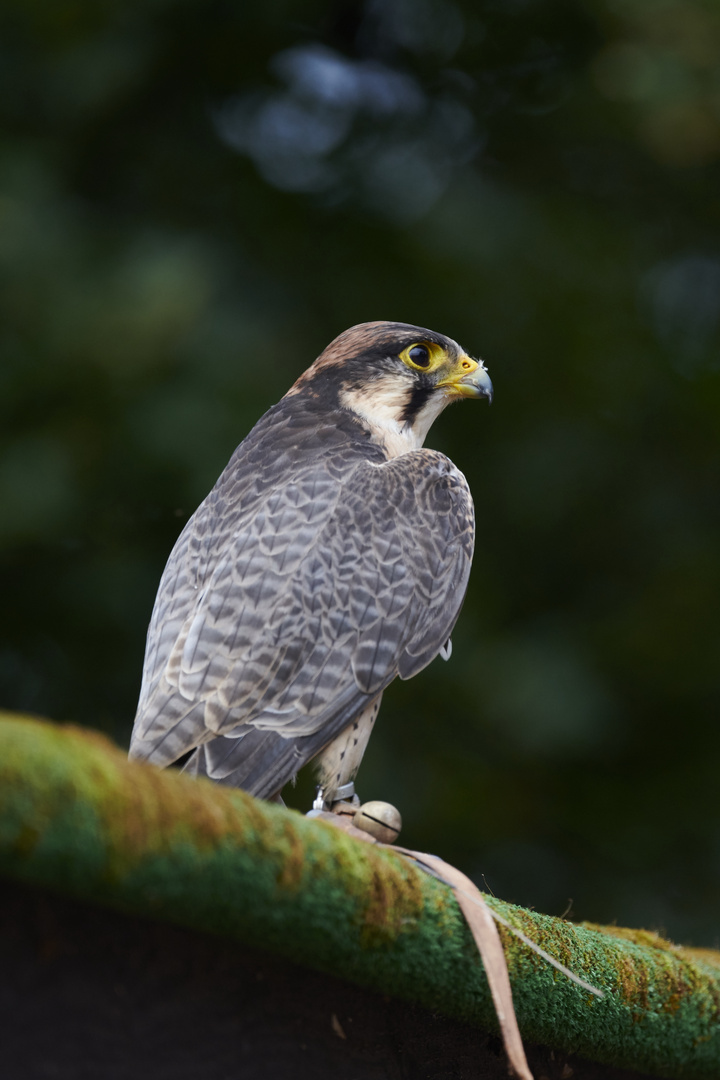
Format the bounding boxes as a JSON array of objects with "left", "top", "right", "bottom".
[{"left": 129, "top": 447, "right": 474, "bottom": 797}]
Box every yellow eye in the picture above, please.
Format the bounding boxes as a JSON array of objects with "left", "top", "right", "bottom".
[{"left": 400, "top": 341, "right": 446, "bottom": 371}]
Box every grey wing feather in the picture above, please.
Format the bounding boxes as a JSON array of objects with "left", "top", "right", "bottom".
[
  {"left": 183, "top": 682, "right": 370, "bottom": 797},
  {"left": 352, "top": 452, "right": 474, "bottom": 686},
  {"left": 130, "top": 445, "right": 474, "bottom": 798}
]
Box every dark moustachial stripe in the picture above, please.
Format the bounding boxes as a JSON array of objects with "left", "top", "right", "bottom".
[{"left": 401, "top": 381, "right": 435, "bottom": 425}]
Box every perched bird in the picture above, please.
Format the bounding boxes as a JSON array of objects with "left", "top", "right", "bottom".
[{"left": 129, "top": 321, "right": 492, "bottom": 807}]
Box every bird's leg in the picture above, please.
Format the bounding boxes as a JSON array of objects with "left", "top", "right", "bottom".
[{"left": 313, "top": 693, "right": 383, "bottom": 813}]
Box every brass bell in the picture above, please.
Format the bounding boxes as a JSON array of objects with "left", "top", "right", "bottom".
[{"left": 352, "top": 800, "right": 402, "bottom": 844}]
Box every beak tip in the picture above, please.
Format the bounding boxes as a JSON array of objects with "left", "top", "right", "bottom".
[
  {"left": 448, "top": 357, "right": 493, "bottom": 402},
  {"left": 470, "top": 364, "right": 493, "bottom": 404}
]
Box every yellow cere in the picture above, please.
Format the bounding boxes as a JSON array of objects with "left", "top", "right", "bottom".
[{"left": 436, "top": 354, "right": 480, "bottom": 390}]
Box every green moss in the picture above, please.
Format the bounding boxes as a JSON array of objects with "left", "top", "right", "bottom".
[{"left": 1, "top": 711, "right": 719, "bottom": 1079}]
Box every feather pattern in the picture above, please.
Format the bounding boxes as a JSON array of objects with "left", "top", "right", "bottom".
[{"left": 129, "top": 322, "right": 481, "bottom": 800}]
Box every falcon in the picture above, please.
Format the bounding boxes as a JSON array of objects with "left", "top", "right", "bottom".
[{"left": 129, "top": 322, "right": 492, "bottom": 808}]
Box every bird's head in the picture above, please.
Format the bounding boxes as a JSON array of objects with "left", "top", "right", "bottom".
[{"left": 286, "top": 321, "right": 492, "bottom": 456}]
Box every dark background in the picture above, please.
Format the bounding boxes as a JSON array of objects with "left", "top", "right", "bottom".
[{"left": 1, "top": 0, "right": 719, "bottom": 945}]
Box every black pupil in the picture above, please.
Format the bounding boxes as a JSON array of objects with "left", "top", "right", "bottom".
[{"left": 408, "top": 345, "right": 430, "bottom": 367}]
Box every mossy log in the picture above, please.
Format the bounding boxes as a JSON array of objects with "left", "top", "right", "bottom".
[{"left": 0, "top": 711, "right": 718, "bottom": 1079}]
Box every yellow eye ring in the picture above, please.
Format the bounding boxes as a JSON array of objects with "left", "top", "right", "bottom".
[{"left": 399, "top": 341, "right": 446, "bottom": 371}]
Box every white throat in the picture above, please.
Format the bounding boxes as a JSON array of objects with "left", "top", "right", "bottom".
[{"left": 340, "top": 380, "right": 451, "bottom": 459}]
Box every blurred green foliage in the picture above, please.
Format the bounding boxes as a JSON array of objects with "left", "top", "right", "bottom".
[{"left": 1, "top": 0, "right": 719, "bottom": 943}]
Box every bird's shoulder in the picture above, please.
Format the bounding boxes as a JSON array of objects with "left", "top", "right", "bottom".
[
  {"left": 172, "top": 392, "right": 380, "bottom": 573},
  {"left": 362, "top": 448, "right": 474, "bottom": 548},
  {"left": 367, "top": 446, "right": 471, "bottom": 499},
  {"left": 180, "top": 418, "right": 473, "bottom": 597},
  {"left": 218, "top": 393, "right": 385, "bottom": 501}
]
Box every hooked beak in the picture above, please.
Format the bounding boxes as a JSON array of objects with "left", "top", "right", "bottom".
[{"left": 442, "top": 356, "right": 493, "bottom": 403}]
